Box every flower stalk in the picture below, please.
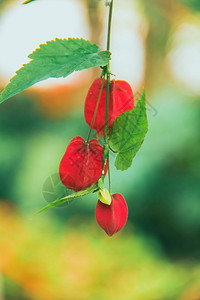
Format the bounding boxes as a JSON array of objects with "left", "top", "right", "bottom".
[{"left": 101, "top": 0, "right": 113, "bottom": 185}]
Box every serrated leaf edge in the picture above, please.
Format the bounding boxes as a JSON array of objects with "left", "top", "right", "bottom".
[{"left": 0, "top": 38, "right": 111, "bottom": 103}]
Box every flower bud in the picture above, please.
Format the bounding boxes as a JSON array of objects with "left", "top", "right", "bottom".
[
  {"left": 95, "top": 193, "right": 128, "bottom": 236},
  {"left": 98, "top": 188, "right": 111, "bottom": 205}
]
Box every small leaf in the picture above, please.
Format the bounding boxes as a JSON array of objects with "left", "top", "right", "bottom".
[
  {"left": 32, "top": 182, "right": 99, "bottom": 217},
  {"left": 0, "top": 38, "right": 111, "bottom": 103},
  {"left": 109, "top": 89, "right": 148, "bottom": 171}
]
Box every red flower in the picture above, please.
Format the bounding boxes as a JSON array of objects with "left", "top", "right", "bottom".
[
  {"left": 59, "top": 136, "right": 107, "bottom": 191},
  {"left": 95, "top": 193, "right": 128, "bottom": 236},
  {"left": 84, "top": 78, "right": 134, "bottom": 137}
]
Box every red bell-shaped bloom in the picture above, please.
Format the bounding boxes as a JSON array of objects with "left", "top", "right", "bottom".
[
  {"left": 84, "top": 78, "right": 134, "bottom": 137},
  {"left": 59, "top": 136, "right": 107, "bottom": 191},
  {"left": 95, "top": 193, "right": 128, "bottom": 236}
]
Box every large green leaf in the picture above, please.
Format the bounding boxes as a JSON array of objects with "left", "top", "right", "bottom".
[
  {"left": 0, "top": 38, "right": 111, "bottom": 103},
  {"left": 109, "top": 89, "right": 148, "bottom": 171}
]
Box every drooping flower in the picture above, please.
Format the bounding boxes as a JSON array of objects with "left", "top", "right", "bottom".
[
  {"left": 84, "top": 78, "right": 134, "bottom": 137},
  {"left": 95, "top": 193, "right": 128, "bottom": 236},
  {"left": 59, "top": 136, "right": 107, "bottom": 191}
]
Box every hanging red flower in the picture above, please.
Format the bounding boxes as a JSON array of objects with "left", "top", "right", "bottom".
[
  {"left": 84, "top": 78, "right": 134, "bottom": 137},
  {"left": 59, "top": 136, "right": 107, "bottom": 191},
  {"left": 95, "top": 193, "right": 128, "bottom": 236}
]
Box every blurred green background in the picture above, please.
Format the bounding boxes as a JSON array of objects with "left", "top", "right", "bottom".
[{"left": 0, "top": 0, "right": 200, "bottom": 299}]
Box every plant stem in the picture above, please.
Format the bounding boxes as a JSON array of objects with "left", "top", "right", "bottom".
[
  {"left": 101, "top": 0, "right": 113, "bottom": 180},
  {"left": 106, "top": 0, "right": 113, "bottom": 53},
  {"left": 86, "top": 77, "right": 105, "bottom": 143},
  {"left": 107, "top": 153, "right": 111, "bottom": 193}
]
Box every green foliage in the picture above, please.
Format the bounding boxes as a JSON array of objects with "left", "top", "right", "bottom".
[
  {"left": 0, "top": 38, "right": 111, "bottom": 104},
  {"left": 109, "top": 89, "right": 148, "bottom": 171}
]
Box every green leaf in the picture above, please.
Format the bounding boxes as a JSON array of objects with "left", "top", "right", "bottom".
[
  {"left": 109, "top": 89, "right": 148, "bottom": 171},
  {"left": 0, "top": 38, "right": 111, "bottom": 103},
  {"left": 32, "top": 182, "right": 99, "bottom": 218}
]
